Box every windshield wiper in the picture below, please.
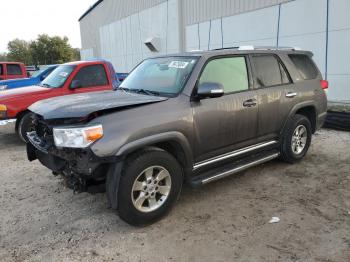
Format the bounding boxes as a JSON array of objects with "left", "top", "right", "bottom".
[
  {"left": 134, "top": 89, "right": 161, "bottom": 96},
  {"left": 40, "top": 83, "right": 51, "bottom": 88}
]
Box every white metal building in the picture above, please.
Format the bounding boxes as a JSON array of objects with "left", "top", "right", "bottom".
[{"left": 79, "top": 0, "right": 350, "bottom": 102}]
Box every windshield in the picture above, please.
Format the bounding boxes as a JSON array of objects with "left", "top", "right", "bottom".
[
  {"left": 120, "top": 57, "right": 198, "bottom": 96},
  {"left": 40, "top": 65, "right": 75, "bottom": 88}
]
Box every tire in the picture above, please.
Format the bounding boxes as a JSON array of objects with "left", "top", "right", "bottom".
[
  {"left": 17, "top": 112, "right": 35, "bottom": 142},
  {"left": 280, "top": 114, "right": 312, "bottom": 163},
  {"left": 117, "top": 148, "right": 183, "bottom": 226}
]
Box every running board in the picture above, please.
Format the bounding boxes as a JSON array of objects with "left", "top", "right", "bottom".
[{"left": 189, "top": 152, "right": 280, "bottom": 186}]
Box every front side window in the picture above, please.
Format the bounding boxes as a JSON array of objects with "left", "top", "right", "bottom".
[
  {"left": 289, "top": 54, "right": 318, "bottom": 80},
  {"left": 71, "top": 64, "right": 108, "bottom": 88},
  {"left": 199, "top": 56, "right": 249, "bottom": 93},
  {"left": 7, "top": 64, "right": 22, "bottom": 75},
  {"left": 120, "top": 57, "right": 198, "bottom": 96},
  {"left": 40, "top": 65, "right": 75, "bottom": 88},
  {"left": 252, "top": 55, "right": 291, "bottom": 87}
]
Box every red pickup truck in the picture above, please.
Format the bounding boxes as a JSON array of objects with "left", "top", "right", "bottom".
[
  {"left": 0, "top": 62, "right": 27, "bottom": 80},
  {"left": 0, "top": 60, "right": 119, "bottom": 141}
]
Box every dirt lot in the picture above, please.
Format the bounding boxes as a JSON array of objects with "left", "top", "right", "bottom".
[{"left": 0, "top": 123, "right": 349, "bottom": 262}]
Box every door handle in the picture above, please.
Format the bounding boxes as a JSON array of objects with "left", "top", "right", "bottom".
[
  {"left": 243, "top": 99, "right": 257, "bottom": 107},
  {"left": 286, "top": 92, "right": 297, "bottom": 98}
]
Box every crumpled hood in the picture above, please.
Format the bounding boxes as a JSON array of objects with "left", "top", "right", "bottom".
[
  {"left": 0, "top": 85, "right": 51, "bottom": 100},
  {"left": 29, "top": 90, "right": 169, "bottom": 119}
]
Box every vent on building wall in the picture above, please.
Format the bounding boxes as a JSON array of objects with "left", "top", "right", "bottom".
[{"left": 144, "top": 37, "right": 161, "bottom": 52}]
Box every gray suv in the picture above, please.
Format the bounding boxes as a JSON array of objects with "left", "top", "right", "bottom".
[{"left": 27, "top": 47, "right": 328, "bottom": 225}]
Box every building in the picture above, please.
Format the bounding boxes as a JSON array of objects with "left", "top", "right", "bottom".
[{"left": 79, "top": 0, "right": 350, "bottom": 102}]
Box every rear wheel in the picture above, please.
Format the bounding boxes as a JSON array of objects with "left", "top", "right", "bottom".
[
  {"left": 280, "top": 114, "right": 312, "bottom": 163},
  {"left": 17, "top": 112, "right": 35, "bottom": 142},
  {"left": 117, "top": 149, "right": 183, "bottom": 226}
]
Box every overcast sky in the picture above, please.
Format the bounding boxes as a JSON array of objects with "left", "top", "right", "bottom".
[{"left": 0, "top": 0, "right": 97, "bottom": 53}]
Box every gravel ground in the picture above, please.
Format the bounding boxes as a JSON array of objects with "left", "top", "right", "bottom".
[{"left": 0, "top": 123, "right": 349, "bottom": 262}]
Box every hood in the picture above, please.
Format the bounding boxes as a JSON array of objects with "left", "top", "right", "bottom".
[
  {"left": 0, "top": 85, "right": 51, "bottom": 100},
  {"left": 29, "top": 90, "right": 169, "bottom": 119},
  {"left": 0, "top": 78, "right": 31, "bottom": 85}
]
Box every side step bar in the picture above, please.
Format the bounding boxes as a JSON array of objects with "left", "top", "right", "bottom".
[{"left": 190, "top": 152, "right": 280, "bottom": 186}]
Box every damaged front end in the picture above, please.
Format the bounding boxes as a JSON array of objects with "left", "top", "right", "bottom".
[{"left": 27, "top": 114, "right": 117, "bottom": 193}]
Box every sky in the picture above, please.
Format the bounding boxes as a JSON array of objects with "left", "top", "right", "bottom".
[{"left": 0, "top": 0, "right": 97, "bottom": 53}]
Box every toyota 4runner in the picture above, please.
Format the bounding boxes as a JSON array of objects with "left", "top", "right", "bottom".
[{"left": 26, "top": 47, "right": 328, "bottom": 226}]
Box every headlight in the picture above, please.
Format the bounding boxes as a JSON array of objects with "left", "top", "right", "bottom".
[
  {"left": 0, "top": 104, "right": 7, "bottom": 119},
  {"left": 53, "top": 124, "right": 103, "bottom": 148},
  {"left": 0, "top": 85, "right": 7, "bottom": 90}
]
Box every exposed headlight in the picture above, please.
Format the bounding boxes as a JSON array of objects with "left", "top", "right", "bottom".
[
  {"left": 53, "top": 125, "right": 103, "bottom": 148},
  {"left": 0, "top": 85, "right": 7, "bottom": 90}
]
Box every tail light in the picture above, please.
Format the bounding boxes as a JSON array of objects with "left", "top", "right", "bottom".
[{"left": 320, "top": 80, "right": 329, "bottom": 90}]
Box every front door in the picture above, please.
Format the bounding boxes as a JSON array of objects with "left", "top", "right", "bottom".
[{"left": 192, "top": 56, "right": 258, "bottom": 163}]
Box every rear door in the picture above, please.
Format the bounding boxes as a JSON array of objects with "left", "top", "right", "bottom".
[
  {"left": 6, "top": 64, "right": 25, "bottom": 79},
  {"left": 250, "top": 54, "right": 293, "bottom": 141},
  {"left": 192, "top": 55, "right": 258, "bottom": 162},
  {"left": 68, "top": 64, "right": 111, "bottom": 94}
]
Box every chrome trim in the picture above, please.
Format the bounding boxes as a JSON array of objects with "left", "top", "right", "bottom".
[
  {"left": 201, "top": 153, "right": 280, "bottom": 185},
  {"left": 193, "top": 140, "right": 278, "bottom": 170},
  {"left": 286, "top": 92, "right": 297, "bottom": 98}
]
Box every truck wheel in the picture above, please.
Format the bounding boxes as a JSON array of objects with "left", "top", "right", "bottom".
[
  {"left": 280, "top": 114, "right": 312, "bottom": 163},
  {"left": 17, "top": 112, "right": 35, "bottom": 142},
  {"left": 117, "top": 149, "right": 183, "bottom": 226}
]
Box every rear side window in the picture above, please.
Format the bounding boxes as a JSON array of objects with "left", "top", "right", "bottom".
[
  {"left": 7, "top": 64, "right": 23, "bottom": 75},
  {"left": 251, "top": 55, "right": 291, "bottom": 87},
  {"left": 289, "top": 54, "right": 318, "bottom": 80},
  {"left": 72, "top": 64, "right": 108, "bottom": 88},
  {"left": 199, "top": 56, "right": 249, "bottom": 93}
]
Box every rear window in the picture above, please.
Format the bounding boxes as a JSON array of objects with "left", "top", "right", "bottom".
[
  {"left": 251, "top": 55, "right": 291, "bottom": 87},
  {"left": 7, "top": 64, "right": 23, "bottom": 75},
  {"left": 289, "top": 54, "right": 318, "bottom": 80}
]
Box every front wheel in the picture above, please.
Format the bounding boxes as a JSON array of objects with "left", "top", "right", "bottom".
[
  {"left": 116, "top": 149, "right": 183, "bottom": 226},
  {"left": 17, "top": 112, "right": 35, "bottom": 142},
  {"left": 280, "top": 114, "right": 312, "bottom": 163}
]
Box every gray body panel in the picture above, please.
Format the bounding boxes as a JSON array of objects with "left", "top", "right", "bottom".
[{"left": 29, "top": 48, "right": 328, "bottom": 176}]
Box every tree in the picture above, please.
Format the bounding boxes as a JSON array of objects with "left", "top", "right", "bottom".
[
  {"left": 7, "top": 39, "right": 32, "bottom": 64},
  {"left": 0, "top": 52, "right": 7, "bottom": 61},
  {"left": 30, "top": 34, "right": 76, "bottom": 65}
]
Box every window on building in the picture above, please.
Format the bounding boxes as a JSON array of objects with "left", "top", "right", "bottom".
[
  {"left": 252, "top": 55, "right": 291, "bottom": 87},
  {"left": 72, "top": 64, "right": 108, "bottom": 88},
  {"left": 289, "top": 54, "right": 318, "bottom": 80},
  {"left": 199, "top": 56, "right": 249, "bottom": 93},
  {"left": 7, "top": 64, "right": 22, "bottom": 75}
]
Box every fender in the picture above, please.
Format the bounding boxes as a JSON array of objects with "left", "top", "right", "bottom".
[
  {"left": 115, "top": 131, "right": 194, "bottom": 169},
  {"left": 280, "top": 100, "right": 317, "bottom": 135}
]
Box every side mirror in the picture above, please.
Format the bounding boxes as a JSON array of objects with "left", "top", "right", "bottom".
[
  {"left": 70, "top": 80, "right": 82, "bottom": 89},
  {"left": 197, "top": 82, "right": 224, "bottom": 99}
]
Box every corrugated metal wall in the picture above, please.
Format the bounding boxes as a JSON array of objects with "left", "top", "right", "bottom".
[{"left": 182, "top": 0, "right": 292, "bottom": 25}]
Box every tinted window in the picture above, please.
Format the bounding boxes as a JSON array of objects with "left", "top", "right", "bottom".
[
  {"left": 289, "top": 54, "right": 318, "bottom": 80},
  {"left": 0, "top": 64, "right": 3, "bottom": 75},
  {"left": 7, "top": 64, "right": 22, "bottom": 75},
  {"left": 72, "top": 64, "right": 108, "bottom": 88},
  {"left": 199, "top": 57, "right": 249, "bottom": 93},
  {"left": 252, "top": 55, "right": 291, "bottom": 87}
]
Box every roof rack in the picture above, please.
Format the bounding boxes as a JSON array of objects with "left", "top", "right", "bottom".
[{"left": 213, "top": 46, "right": 302, "bottom": 51}]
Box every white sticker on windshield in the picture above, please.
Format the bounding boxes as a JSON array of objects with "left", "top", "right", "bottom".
[
  {"left": 168, "top": 61, "right": 189, "bottom": 69},
  {"left": 59, "top": 72, "right": 68, "bottom": 77}
]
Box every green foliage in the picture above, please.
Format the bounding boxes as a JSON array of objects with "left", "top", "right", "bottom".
[
  {"left": 0, "top": 52, "right": 7, "bottom": 61},
  {"left": 7, "top": 39, "right": 32, "bottom": 64},
  {"left": 6, "top": 35, "right": 79, "bottom": 65}
]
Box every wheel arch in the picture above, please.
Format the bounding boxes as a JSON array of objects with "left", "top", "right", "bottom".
[{"left": 281, "top": 101, "right": 317, "bottom": 135}]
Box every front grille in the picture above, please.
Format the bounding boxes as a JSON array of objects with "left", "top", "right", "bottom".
[{"left": 33, "top": 115, "right": 54, "bottom": 146}]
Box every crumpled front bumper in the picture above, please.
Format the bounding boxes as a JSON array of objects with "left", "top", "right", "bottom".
[{"left": 27, "top": 131, "right": 117, "bottom": 177}]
